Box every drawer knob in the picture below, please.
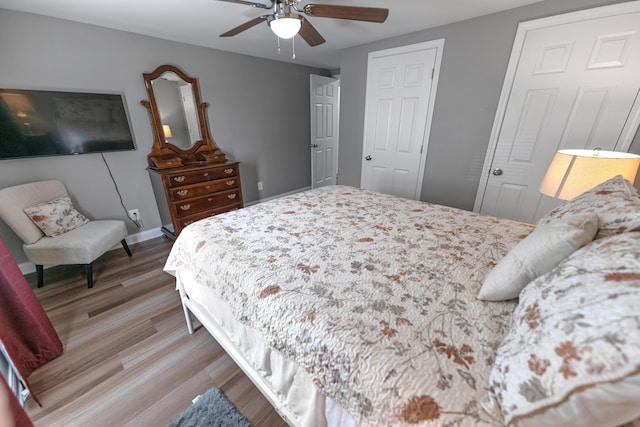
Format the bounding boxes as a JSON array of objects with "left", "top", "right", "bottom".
[
  {"left": 226, "top": 180, "right": 235, "bottom": 186},
  {"left": 177, "top": 190, "right": 188, "bottom": 196},
  {"left": 184, "top": 220, "right": 194, "bottom": 226},
  {"left": 180, "top": 204, "right": 191, "bottom": 211},
  {"left": 203, "top": 173, "right": 209, "bottom": 177},
  {"left": 206, "top": 185, "right": 211, "bottom": 189},
  {"left": 173, "top": 176, "right": 186, "bottom": 183},
  {"left": 208, "top": 198, "right": 213, "bottom": 202},
  {"left": 227, "top": 194, "right": 237, "bottom": 200},
  {"left": 224, "top": 168, "right": 233, "bottom": 174}
]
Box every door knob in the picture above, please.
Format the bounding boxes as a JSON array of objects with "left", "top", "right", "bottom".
[
  {"left": 365, "top": 155, "right": 372, "bottom": 161},
  {"left": 310, "top": 144, "right": 318, "bottom": 148},
  {"left": 492, "top": 168, "right": 503, "bottom": 176}
]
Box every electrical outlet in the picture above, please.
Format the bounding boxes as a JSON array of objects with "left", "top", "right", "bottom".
[
  {"left": 128, "top": 209, "right": 140, "bottom": 221},
  {"left": 257, "top": 181, "right": 263, "bottom": 191}
]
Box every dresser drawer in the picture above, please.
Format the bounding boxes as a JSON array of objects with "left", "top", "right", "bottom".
[
  {"left": 149, "top": 162, "right": 243, "bottom": 238},
  {"left": 177, "top": 203, "right": 242, "bottom": 231},
  {"left": 172, "top": 189, "right": 241, "bottom": 217},
  {"left": 168, "top": 177, "right": 239, "bottom": 201},
  {"left": 166, "top": 164, "right": 238, "bottom": 188}
]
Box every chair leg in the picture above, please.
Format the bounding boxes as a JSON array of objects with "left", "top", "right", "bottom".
[
  {"left": 121, "top": 239, "right": 132, "bottom": 257},
  {"left": 36, "top": 265, "right": 44, "bottom": 288},
  {"left": 86, "top": 263, "right": 93, "bottom": 289}
]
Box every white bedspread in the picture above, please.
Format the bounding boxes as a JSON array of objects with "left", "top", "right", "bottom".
[{"left": 165, "top": 186, "right": 533, "bottom": 426}]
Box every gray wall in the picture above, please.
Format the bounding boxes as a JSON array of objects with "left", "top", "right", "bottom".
[
  {"left": 338, "top": 0, "right": 640, "bottom": 210},
  {"left": 0, "top": 9, "right": 328, "bottom": 264}
]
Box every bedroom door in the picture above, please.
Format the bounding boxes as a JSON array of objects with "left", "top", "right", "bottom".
[
  {"left": 360, "top": 39, "right": 443, "bottom": 200},
  {"left": 310, "top": 74, "right": 340, "bottom": 188},
  {"left": 474, "top": 2, "right": 640, "bottom": 224}
]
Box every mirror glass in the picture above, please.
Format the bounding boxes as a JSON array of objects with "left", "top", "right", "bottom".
[
  {"left": 151, "top": 71, "right": 203, "bottom": 151},
  {"left": 143, "top": 64, "right": 224, "bottom": 170}
]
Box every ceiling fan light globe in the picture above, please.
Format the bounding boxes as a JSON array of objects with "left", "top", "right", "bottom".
[{"left": 270, "top": 16, "right": 301, "bottom": 39}]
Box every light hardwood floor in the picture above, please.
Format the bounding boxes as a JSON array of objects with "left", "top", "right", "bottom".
[{"left": 23, "top": 237, "right": 288, "bottom": 427}]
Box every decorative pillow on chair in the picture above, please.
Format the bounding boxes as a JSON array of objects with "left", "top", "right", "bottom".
[
  {"left": 24, "top": 195, "right": 89, "bottom": 237},
  {"left": 536, "top": 175, "right": 640, "bottom": 239},
  {"left": 477, "top": 213, "right": 598, "bottom": 301},
  {"left": 484, "top": 232, "right": 640, "bottom": 427}
]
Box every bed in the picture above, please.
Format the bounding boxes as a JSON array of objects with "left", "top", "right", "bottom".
[{"left": 164, "top": 180, "right": 640, "bottom": 427}]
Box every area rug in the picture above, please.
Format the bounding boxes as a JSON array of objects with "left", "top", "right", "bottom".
[{"left": 167, "top": 387, "right": 254, "bottom": 427}]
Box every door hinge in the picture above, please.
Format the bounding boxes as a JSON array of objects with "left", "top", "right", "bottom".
[{"left": 431, "top": 68, "right": 435, "bottom": 79}]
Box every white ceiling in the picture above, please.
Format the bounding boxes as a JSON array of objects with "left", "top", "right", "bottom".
[{"left": 0, "top": 0, "right": 544, "bottom": 69}]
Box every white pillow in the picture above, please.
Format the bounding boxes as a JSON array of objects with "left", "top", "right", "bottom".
[
  {"left": 477, "top": 214, "right": 598, "bottom": 301},
  {"left": 537, "top": 175, "right": 640, "bottom": 240},
  {"left": 485, "top": 232, "right": 640, "bottom": 427},
  {"left": 23, "top": 195, "right": 89, "bottom": 237}
]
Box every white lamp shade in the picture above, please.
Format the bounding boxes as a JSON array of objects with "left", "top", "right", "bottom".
[
  {"left": 539, "top": 149, "right": 640, "bottom": 200},
  {"left": 269, "top": 16, "right": 302, "bottom": 39},
  {"left": 162, "top": 124, "right": 173, "bottom": 138}
]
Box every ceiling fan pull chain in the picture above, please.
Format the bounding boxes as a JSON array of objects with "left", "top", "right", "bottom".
[{"left": 292, "top": 36, "right": 296, "bottom": 59}]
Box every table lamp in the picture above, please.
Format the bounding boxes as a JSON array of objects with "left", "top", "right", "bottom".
[
  {"left": 162, "top": 124, "right": 173, "bottom": 142},
  {"left": 539, "top": 149, "right": 640, "bottom": 200}
]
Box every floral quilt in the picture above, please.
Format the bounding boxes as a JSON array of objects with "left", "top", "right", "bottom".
[{"left": 165, "top": 186, "right": 533, "bottom": 426}]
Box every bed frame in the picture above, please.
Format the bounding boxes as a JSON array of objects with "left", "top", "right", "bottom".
[{"left": 177, "top": 279, "right": 301, "bottom": 426}]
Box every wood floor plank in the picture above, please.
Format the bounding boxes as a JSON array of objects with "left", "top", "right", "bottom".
[
  {"left": 123, "top": 369, "right": 214, "bottom": 427},
  {"left": 24, "top": 236, "right": 287, "bottom": 426},
  {"left": 59, "top": 283, "right": 177, "bottom": 350},
  {"left": 27, "top": 319, "right": 156, "bottom": 395},
  {"left": 24, "top": 355, "right": 123, "bottom": 423}
]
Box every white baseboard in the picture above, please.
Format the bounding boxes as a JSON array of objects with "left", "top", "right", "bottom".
[
  {"left": 125, "top": 226, "right": 164, "bottom": 244},
  {"left": 17, "top": 226, "right": 164, "bottom": 275},
  {"left": 246, "top": 186, "right": 311, "bottom": 206}
]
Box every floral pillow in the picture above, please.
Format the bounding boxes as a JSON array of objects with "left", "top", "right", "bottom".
[
  {"left": 477, "top": 213, "right": 598, "bottom": 301},
  {"left": 24, "top": 195, "right": 89, "bottom": 237},
  {"left": 536, "top": 175, "right": 640, "bottom": 239},
  {"left": 484, "top": 232, "right": 640, "bottom": 427}
]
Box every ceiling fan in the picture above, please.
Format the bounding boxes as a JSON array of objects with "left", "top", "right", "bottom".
[{"left": 218, "top": 0, "right": 389, "bottom": 46}]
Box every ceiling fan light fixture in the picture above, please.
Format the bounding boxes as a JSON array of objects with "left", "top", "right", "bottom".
[{"left": 269, "top": 14, "right": 302, "bottom": 39}]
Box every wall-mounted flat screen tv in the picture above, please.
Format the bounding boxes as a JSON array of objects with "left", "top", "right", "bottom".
[{"left": 0, "top": 89, "right": 136, "bottom": 160}]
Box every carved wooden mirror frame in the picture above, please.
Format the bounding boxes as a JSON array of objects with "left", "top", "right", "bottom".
[{"left": 141, "top": 64, "right": 226, "bottom": 169}]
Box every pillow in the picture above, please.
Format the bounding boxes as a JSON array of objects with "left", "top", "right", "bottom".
[
  {"left": 537, "top": 175, "right": 640, "bottom": 240},
  {"left": 477, "top": 213, "right": 598, "bottom": 301},
  {"left": 24, "top": 195, "right": 89, "bottom": 237},
  {"left": 484, "top": 232, "right": 640, "bottom": 427}
]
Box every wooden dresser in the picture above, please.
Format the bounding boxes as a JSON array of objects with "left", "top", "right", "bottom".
[{"left": 148, "top": 162, "right": 243, "bottom": 237}]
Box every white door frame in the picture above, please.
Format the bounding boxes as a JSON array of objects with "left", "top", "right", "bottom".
[
  {"left": 361, "top": 39, "right": 444, "bottom": 200},
  {"left": 473, "top": 0, "right": 640, "bottom": 213},
  {"left": 310, "top": 75, "right": 340, "bottom": 188}
]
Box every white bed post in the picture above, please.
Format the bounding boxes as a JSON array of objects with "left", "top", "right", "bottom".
[{"left": 176, "top": 278, "right": 194, "bottom": 334}]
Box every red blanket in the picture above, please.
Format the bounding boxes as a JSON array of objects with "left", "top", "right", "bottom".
[{"left": 0, "top": 237, "right": 62, "bottom": 406}]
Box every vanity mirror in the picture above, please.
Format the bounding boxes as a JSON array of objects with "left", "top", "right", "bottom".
[
  {"left": 142, "top": 65, "right": 243, "bottom": 238},
  {"left": 141, "top": 64, "right": 226, "bottom": 169}
]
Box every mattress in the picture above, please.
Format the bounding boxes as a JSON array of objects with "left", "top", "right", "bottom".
[
  {"left": 165, "top": 185, "right": 535, "bottom": 426},
  {"left": 177, "top": 268, "right": 354, "bottom": 426}
]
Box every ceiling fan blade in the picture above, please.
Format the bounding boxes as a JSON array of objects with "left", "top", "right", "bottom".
[
  {"left": 215, "top": 0, "right": 271, "bottom": 9},
  {"left": 303, "top": 4, "right": 389, "bottom": 23},
  {"left": 220, "top": 16, "right": 268, "bottom": 37},
  {"left": 299, "top": 19, "right": 325, "bottom": 46}
]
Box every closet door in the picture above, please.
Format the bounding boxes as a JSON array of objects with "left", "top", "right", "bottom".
[
  {"left": 474, "top": 2, "right": 640, "bottom": 224},
  {"left": 360, "top": 39, "right": 443, "bottom": 200}
]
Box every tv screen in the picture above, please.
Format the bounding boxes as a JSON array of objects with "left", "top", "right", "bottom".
[{"left": 0, "top": 89, "right": 136, "bottom": 159}]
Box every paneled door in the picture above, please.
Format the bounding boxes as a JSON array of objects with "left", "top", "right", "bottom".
[
  {"left": 310, "top": 74, "right": 339, "bottom": 188},
  {"left": 475, "top": 3, "right": 640, "bottom": 224},
  {"left": 360, "top": 40, "right": 443, "bottom": 200}
]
